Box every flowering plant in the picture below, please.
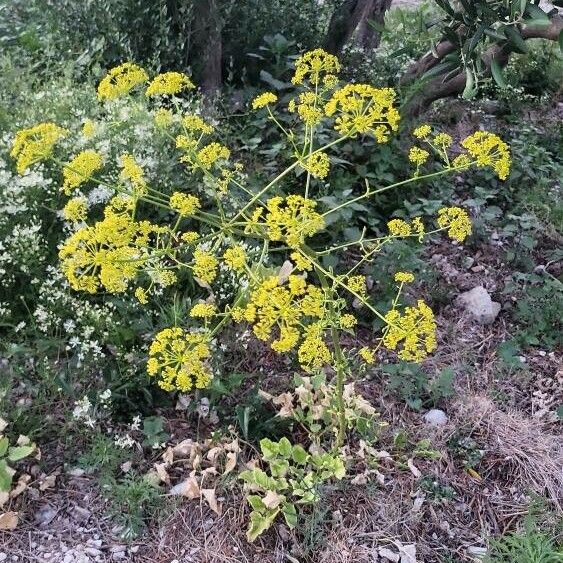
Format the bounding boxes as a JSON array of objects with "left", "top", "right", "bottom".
[{"left": 10, "top": 48, "right": 510, "bottom": 538}]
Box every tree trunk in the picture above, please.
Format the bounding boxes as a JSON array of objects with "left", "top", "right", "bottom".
[
  {"left": 401, "top": 15, "right": 563, "bottom": 115},
  {"left": 193, "top": 0, "right": 223, "bottom": 99},
  {"left": 356, "top": 0, "right": 393, "bottom": 49}
]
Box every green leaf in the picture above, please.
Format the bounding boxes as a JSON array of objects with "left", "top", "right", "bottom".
[
  {"left": 0, "top": 437, "right": 8, "bottom": 457},
  {"left": 277, "top": 437, "right": 293, "bottom": 458},
  {"left": 490, "top": 57, "right": 507, "bottom": 88},
  {"left": 7, "top": 445, "right": 35, "bottom": 462},
  {"left": 559, "top": 30, "right": 563, "bottom": 52},
  {"left": 292, "top": 445, "right": 308, "bottom": 465},
  {"left": 503, "top": 26, "right": 529, "bottom": 53},
  {"left": 246, "top": 509, "right": 279, "bottom": 542},
  {"left": 247, "top": 495, "right": 266, "bottom": 511},
  {"left": 282, "top": 502, "right": 297, "bottom": 528},
  {"left": 259, "top": 438, "right": 278, "bottom": 461},
  {"left": 462, "top": 67, "right": 478, "bottom": 99},
  {"left": 524, "top": 3, "right": 550, "bottom": 25},
  {"left": 0, "top": 460, "right": 13, "bottom": 492},
  {"left": 484, "top": 28, "right": 507, "bottom": 42}
]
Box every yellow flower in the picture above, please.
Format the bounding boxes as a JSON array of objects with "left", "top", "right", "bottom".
[
  {"left": 82, "top": 120, "right": 96, "bottom": 138},
  {"left": 252, "top": 92, "right": 278, "bottom": 109},
  {"left": 145, "top": 72, "right": 194, "bottom": 96},
  {"left": 119, "top": 153, "right": 147, "bottom": 195},
  {"left": 181, "top": 231, "right": 199, "bottom": 244},
  {"left": 195, "top": 143, "right": 230, "bottom": 170},
  {"left": 433, "top": 133, "right": 453, "bottom": 148},
  {"left": 11, "top": 123, "right": 68, "bottom": 175},
  {"left": 325, "top": 84, "right": 399, "bottom": 141},
  {"left": 59, "top": 204, "right": 163, "bottom": 294},
  {"left": 412, "top": 217, "right": 425, "bottom": 241},
  {"left": 387, "top": 219, "right": 411, "bottom": 237},
  {"left": 263, "top": 195, "right": 324, "bottom": 248},
  {"left": 190, "top": 303, "right": 216, "bottom": 318},
  {"left": 170, "top": 192, "right": 201, "bottom": 216},
  {"left": 408, "top": 147, "right": 430, "bottom": 167},
  {"left": 154, "top": 108, "right": 174, "bottom": 128},
  {"left": 340, "top": 313, "right": 357, "bottom": 329},
  {"left": 359, "top": 347, "right": 375, "bottom": 364},
  {"left": 147, "top": 327, "right": 212, "bottom": 392},
  {"left": 97, "top": 63, "right": 148, "bottom": 101},
  {"left": 291, "top": 251, "right": 313, "bottom": 271},
  {"left": 383, "top": 300, "right": 437, "bottom": 362},
  {"left": 437, "top": 207, "right": 472, "bottom": 242},
  {"left": 63, "top": 197, "right": 88, "bottom": 223},
  {"left": 461, "top": 131, "right": 511, "bottom": 180},
  {"left": 193, "top": 249, "right": 218, "bottom": 284},
  {"left": 298, "top": 323, "right": 332, "bottom": 372},
  {"left": 223, "top": 246, "right": 246, "bottom": 272},
  {"left": 452, "top": 154, "right": 471, "bottom": 169},
  {"left": 347, "top": 275, "right": 366, "bottom": 296},
  {"left": 413, "top": 124, "right": 432, "bottom": 139},
  {"left": 135, "top": 287, "right": 149, "bottom": 304},
  {"left": 62, "top": 150, "right": 103, "bottom": 195},
  {"left": 289, "top": 91, "right": 324, "bottom": 126},
  {"left": 292, "top": 49, "right": 341, "bottom": 86},
  {"left": 394, "top": 271, "right": 414, "bottom": 283},
  {"left": 182, "top": 115, "right": 214, "bottom": 135},
  {"left": 304, "top": 152, "right": 330, "bottom": 179}
]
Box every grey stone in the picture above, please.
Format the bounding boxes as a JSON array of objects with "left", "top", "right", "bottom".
[
  {"left": 456, "top": 286, "right": 501, "bottom": 324},
  {"left": 423, "top": 409, "right": 448, "bottom": 426}
]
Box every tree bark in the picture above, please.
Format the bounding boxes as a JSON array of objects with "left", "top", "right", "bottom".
[
  {"left": 193, "top": 0, "right": 223, "bottom": 99},
  {"left": 402, "top": 15, "right": 563, "bottom": 115},
  {"left": 324, "top": 0, "right": 393, "bottom": 54}
]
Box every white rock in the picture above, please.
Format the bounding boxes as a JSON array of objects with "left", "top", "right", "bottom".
[
  {"left": 423, "top": 409, "right": 448, "bottom": 426},
  {"left": 379, "top": 547, "right": 400, "bottom": 562},
  {"left": 0, "top": 554, "right": 6, "bottom": 562},
  {"left": 456, "top": 286, "right": 501, "bottom": 324}
]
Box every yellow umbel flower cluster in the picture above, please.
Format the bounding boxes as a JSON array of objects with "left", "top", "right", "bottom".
[
  {"left": 461, "top": 131, "right": 511, "bottom": 180},
  {"left": 81, "top": 119, "right": 96, "bottom": 138},
  {"left": 59, "top": 200, "right": 163, "bottom": 293},
  {"left": 194, "top": 142, "right": 230, "bottom": 170},
  {"left": 325, "top": 84, "right": 400, "bottom": 142},
  {"left": 394, "top": 272, "right": 414, "bottom": 283},
  {"left": 10, "top": 123, "right": 68, "bottom": 175},
  {"left": 63, "top": 197, "right": 88, "bottom": 223},
  {"left": 190, "top": 303, "right": 217, "bottom": 318},
  {"left": 408, "top": 147, "right": 430, "bottom": 167},
  {"left": 145, "top": 72, "right": 194, "bottom": 96},
  {"left": 62, "top": 150, "right": 103, "bottom": 195},
  {"left": 147, "top": 327, "right": 212, "bottom": 392},
  {"left": 154, "top": 108, "right": 174, "bottom": 128},
  {"left": 437, "top": 207, "right": 472, "bottom": 242},
  {"left": 97, "top": 63, "right": 148, "bottom": 101},
  {"left": 234, "top": 275, "right": 326, "bottom": 359},
  {"left": 413, "top": 124, "right": 432, "bottom": 139},
  {"left": 119, "top": 153, "right": 147, "bottom": 195},
  {"left": 182, "top": 115, "right": 214, "bottom": 135},
  {"left": 291, "top": 48, "right": 340, "bottom": 86},
  {"left": 288, "top": 92, "right": 324, "bottom": 125},
  {"left": 303, "top": 152, "right": 330, "bottom": 179},
  {"left": 387, "top": 217, "right": 425, "bottom": 239},
  {"left": 259, "top": 195, "right": 324, "bottom": 248},
  {"left": 298, "top": 322, "right": 332, "bottom": 371},
  {"left": 192, "top": 248, "right": 218, "bottom": 284},
  {"left": 383, "top": 300, "right": 437, "bottom": 362},
  {"left": 170, "top": 192, "right": 201, "bottom": 216},
  {"left": 252, "top": 92, "right": 278, "bottom": 109},
  {"left": 223, "top": 246, "right": 246, "bottom": 272}
]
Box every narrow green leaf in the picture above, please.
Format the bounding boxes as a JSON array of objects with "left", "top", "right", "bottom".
[
  {"left": 524, "top": 3, "right": 550, "bottom": 25},
  {"left": 503, "top": 26, "right": 529, "bottom": 53},
  {"left": 490, "top": 57, "right": 507, "bottom": 88},
  {"left": 0, "top": 437, "right": 8, "bottom": 457}
]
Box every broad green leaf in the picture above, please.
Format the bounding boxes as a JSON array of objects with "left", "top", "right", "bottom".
[
  {"left": 490, "top": 57, "right": 507, "bottom": 88},
  {"left": 277, "top": 437, "right": 292, "bottom": 458},
  {"left": 7, "top": 445, "right": 35, "bottom": 462},
  {"left": 0, "top": 438, "right": 8, "bottom": 457},
  {"left": 282, "top": 502, "right": 297, "bottom": 528},
  {"left": 259, "top": 438, "right": 278, "bottom": 461},
  {"left": 246, "top": 509, "right": 279, "bottom": 542},
  {"left": 292, "top": 445, "right": 308, "bottom": 465},
  {"left": 247, "top": 495, "right": 266, "bottom": 511},
  {"left": 0, "top": 460, "right": 13, "bottom": 492}
]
